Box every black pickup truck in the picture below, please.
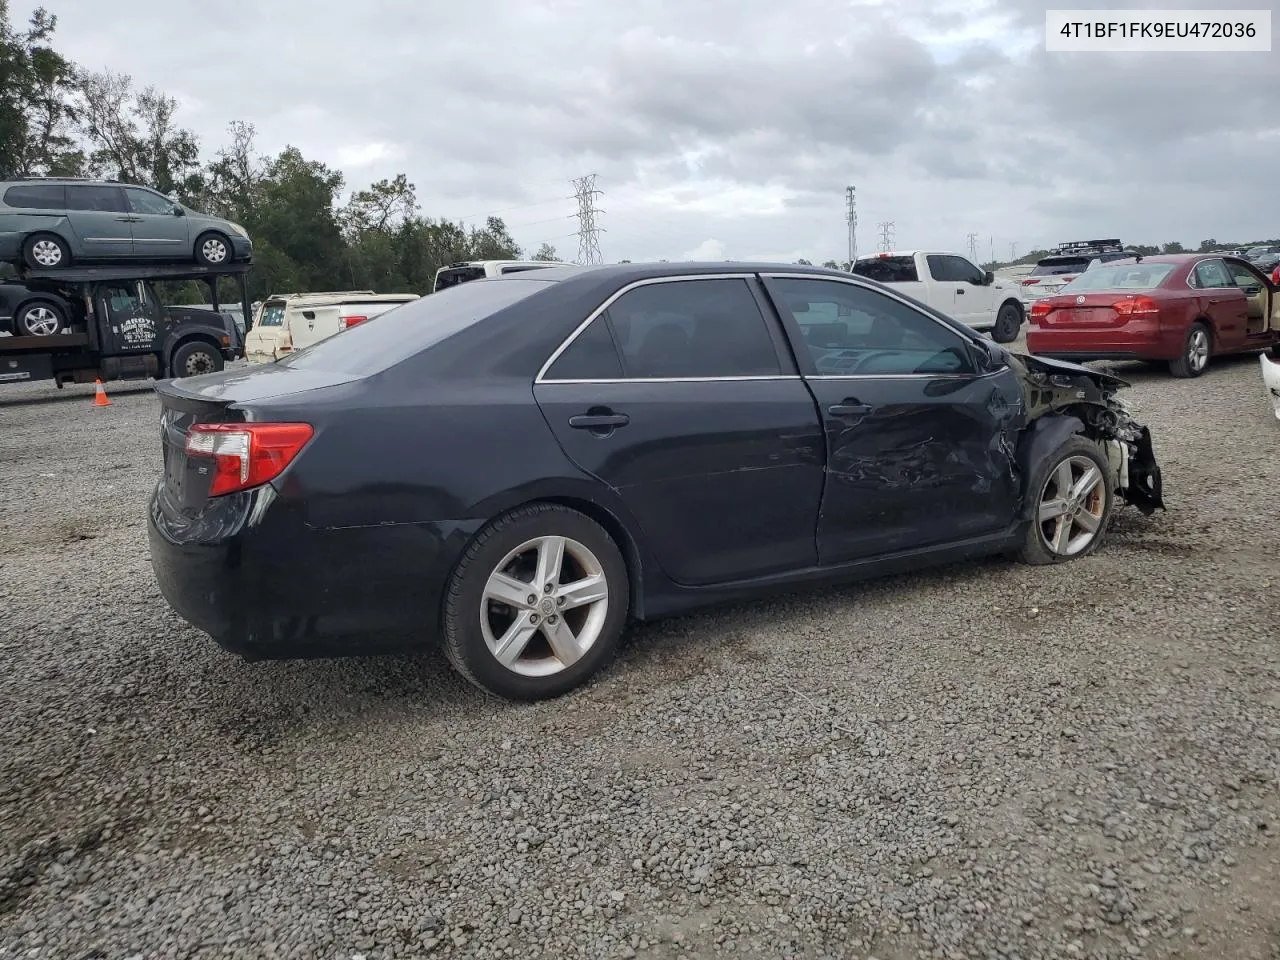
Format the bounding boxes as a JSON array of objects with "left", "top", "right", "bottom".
[{"left": 0, "top": 264, "right": 247, "bottom": 388}]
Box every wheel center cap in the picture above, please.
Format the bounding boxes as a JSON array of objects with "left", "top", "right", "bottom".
[{"left": 539, "top": 597, "right": 556, "bottom": 615}]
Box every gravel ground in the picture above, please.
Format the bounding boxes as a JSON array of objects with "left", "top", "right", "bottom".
[{"left": 1, "top": 344, "right": 1278, "bottom": 960}]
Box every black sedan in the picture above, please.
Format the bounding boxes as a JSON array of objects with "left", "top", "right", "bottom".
[{"left": 148, "top": 262, "right": 1164, "bottom": 701}]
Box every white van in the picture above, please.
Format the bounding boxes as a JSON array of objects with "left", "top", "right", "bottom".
[
  {"left": 432, "top": 260, "right": 573, "bottom": 293},
  {"left": 244, "top": 291, "right": 420, "bottom": 363}
]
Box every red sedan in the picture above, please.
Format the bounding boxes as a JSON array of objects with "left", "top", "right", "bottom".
[{"left": 1026, "top": 254, "right": 1280, "bottom": 377}]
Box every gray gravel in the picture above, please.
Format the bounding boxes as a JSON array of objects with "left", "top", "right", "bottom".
[{"left": 2, "top": 346, "right": 1279, "bottom": 960}]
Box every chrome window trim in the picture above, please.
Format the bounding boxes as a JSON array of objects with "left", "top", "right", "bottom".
[
  {"left": 537, "top": 375, "right": 802, "bottom": 385},
  {"left": 534, "top": 273, "right": 778, "bottom": 384}
]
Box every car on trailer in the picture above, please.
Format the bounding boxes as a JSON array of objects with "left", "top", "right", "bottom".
[{"left": 0, "top": 261, "right": 250, "bottom": 389}]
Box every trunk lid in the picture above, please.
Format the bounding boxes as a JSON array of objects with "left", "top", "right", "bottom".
[{"left": 1034, "top": 292, "right": 1155, "bottom": 328}]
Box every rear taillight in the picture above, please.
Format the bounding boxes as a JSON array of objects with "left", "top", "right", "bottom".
[
  {"left": 185, "top": 423, "right": 314, "bottom": 497},
  {"left": 340, "top": 315, "right": 368, "bottom": 331},
  {"left": 1112, "top": 295, "right": 1161, "bottom": 319},
  {"left": 1021, "top": 278, "right": 1040, "bottom": 286},
  {"left": 1029, "top": 301, "right": 1053, "bottom": 321}
]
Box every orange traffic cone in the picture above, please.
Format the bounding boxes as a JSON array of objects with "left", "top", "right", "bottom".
[{"left": 93, "top": 379, "right": 111, "bottom": 406}]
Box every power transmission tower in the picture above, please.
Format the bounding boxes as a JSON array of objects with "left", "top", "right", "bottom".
[
  {"left": 1010, "top": 242, "right": 1017, "bottom": 261},
  {"left": 571, "top": 174, "right": 605, "bottom": 265},
  {"left": 966, "top": 232, "right": 979, "bottom": 261},
  {"left": 876, "top": 221, "right": 895, "bottom": 252},
  {"left": 845, "top": 186, "right": 857, "bottom": 266}
]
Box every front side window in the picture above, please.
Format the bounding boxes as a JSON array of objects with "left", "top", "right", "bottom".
[
  {"left": 1192, "top": 259, "right": 1234, "bottom": 289},
  {"left": 66, "top": 185, "right": 128, "bottom": 213},
  {"left": 124, "top": 187, "right": 176, "bottom": 216},
  {"left": 602, "top": 278, "right": 782, "bottom": 379},
  {"left": 770, "top": 277, "right": 975, "bottom": 376},
  {"left": 103, "top": 282, "right": 145, "bottom": 315},
  {"left": 927, "top": 255, "right": 986, "bottom": 284}
]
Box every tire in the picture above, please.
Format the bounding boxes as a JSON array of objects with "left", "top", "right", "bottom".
[
  {"left": 22, "top": 233, "right": 70, "bottom": 270},
  {"left": 1169, "top": 321, "right": 1211, "bottom": 378},
  {"left": 170, "top": 340, "right": 224, "bottom": 378},
  {"left": 442, "top": 503, "right": 629, "bottom": 701},
  {"left": 14, "top": 300, "right": 66, "bottom": 336},
  {"left": 991, "top": 301, "right": 1022, "bottom": 344},
  {"left": 1015, "top": 435, "right": 1115, "bottom": 566},
  {"left": 194, "top": 232, "right": 232, "bottom": 267}
]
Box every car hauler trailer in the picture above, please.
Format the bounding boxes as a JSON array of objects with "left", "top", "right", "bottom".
[{"left": 0, "top": 261, "right": 249, "bottom": 388}]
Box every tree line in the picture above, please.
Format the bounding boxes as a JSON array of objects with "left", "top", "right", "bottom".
[{"left": 0, "top": 1, "right": 561, "bottom": 303}]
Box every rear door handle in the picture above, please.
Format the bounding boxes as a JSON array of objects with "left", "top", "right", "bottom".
[
  {"left": 569, "top": 413, "right": 630, "bottom": 429},
  {"left": 956, "top": 288, "right": 966, "bottom": 295},
  {"left": 828, "top": 402, "right": 874, "bottom": 417}
]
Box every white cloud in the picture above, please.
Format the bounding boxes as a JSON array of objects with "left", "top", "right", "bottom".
[{"left": 682, "top": 238, "right": 726, "bottom": 260}]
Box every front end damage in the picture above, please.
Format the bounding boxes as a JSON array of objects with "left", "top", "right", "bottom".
[{"left": 1007, "top": 353, "right": 1165, "bottom": 515}]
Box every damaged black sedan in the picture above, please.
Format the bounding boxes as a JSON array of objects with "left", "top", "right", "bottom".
[{"left": 147, "top": 263, "right": 1164, "bottom": 701}]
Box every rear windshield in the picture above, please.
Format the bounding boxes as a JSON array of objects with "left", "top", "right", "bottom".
[
  {"left": 1030, "top": 257, "right": 1091, "bottom": 276},
  {"left": 1062, "top": 263, "right": 1176, "bottom": 291},
  {"left": 850, "top": 256, "right": 918, "bottom": 283},
  {"left": 433, "top": 266, "right": 487, "bottom": 292},
  {"left": 257, "top": 303, "right": 286, "bottom": 327},
  {"left": 277, "top": 278, "right": 554, "bottom": 375}
]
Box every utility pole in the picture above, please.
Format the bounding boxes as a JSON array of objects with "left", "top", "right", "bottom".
[
  {"left": 989, "top": 236, "right": 994, "bottom": 264},
  {"left": 845, "top": 186, "right": 857, "bottom": 267},
  {"left": 1010, "top": 242, "right": 1017, "bottom": 261},
  {"left": 876, "top": 221, "right": 895, "bottom": 252},
  {"left": 966, "top": 232, "right": 979, "bottom": 262},
  {"left": 571, "top": 174, "right": 605, "bottom": 265}
]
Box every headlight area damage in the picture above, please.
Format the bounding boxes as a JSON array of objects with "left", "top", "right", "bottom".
[{"left": 1008, "top": 353, "right": 1165, "bottom": 516}]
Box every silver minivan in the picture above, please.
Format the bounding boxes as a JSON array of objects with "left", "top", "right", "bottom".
[{"left": 0, "top": 178, "right": 253, "bottom": 270}]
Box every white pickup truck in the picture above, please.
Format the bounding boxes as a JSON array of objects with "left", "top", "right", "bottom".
[{"left": 851, "top": 250, "right": 1025, "bottom": 343}]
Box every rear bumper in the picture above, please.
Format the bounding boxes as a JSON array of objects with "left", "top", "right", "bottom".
[
  {"left": 147, "top": 481, "right": 481, "bottom": 658},
  {"left": 1026, "top": 325, "right": 1179, "bottom": 361}
]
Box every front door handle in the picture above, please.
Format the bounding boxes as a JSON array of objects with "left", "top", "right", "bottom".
[
  {"left": 956, "top": 288, "right": 966, "bottom": 295},
  {"left": 569, "top": 413, "right": 630, "bottom": 430},
  {"left": 829, "top": 402, "right": 874, "bottom": 417}
]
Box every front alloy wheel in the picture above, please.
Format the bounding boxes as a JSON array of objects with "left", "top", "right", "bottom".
[
  {"left": 1016, "top": 436, "right": 1115, "bottom": 565},
  {"left": 442, "top": 504, "right": 629, "bottom": 700}
]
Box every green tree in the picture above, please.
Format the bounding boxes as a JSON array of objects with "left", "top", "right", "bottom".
[
  {"left": 1161, "top": 241, "right": 1185, "bottom": 254},
  {"left": 0, "top": 2, "right": 79, "bottom": 177},
  {"left": 531, "top": 242, "right": 559, "bottom": 261}
]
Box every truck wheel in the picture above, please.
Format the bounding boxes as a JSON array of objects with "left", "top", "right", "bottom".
[
  {"left": 991, "top": 301, "right": 1022, "bottom": 343},
  {"left": 23, "top": 233, "right": 70, "bottom": 270},
  {"left": 171, "top": 341, "right": 224, "bottom": 378},
  {"left": 15, "top": 300, "right": 66, "bottom": 336},
  {"left": 194, "top": 232, "right": 232, "bottom": 267}
]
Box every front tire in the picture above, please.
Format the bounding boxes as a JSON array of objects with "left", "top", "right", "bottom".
[
  {"left": 1169, "top": 321, "right": 1211, "bottom": 378},
  {"left": 442, "top": 503, "right": 629, "bottom": 701},
  {"left": 22, "top": 233, "right": 70, "bottom": 270},
  {"left": 194, "top": 232, "right": 232, "bottom": 267},
  {"left": 991, "top": 301, "right": 1022, "bottom": 343},
  {"left": 170, "top": 340, "right": 224, "bottom": 378},
  {"left": 15, "top": 300, "right": 66, "bottom": 336},
  {"left": 1016, "top": 436, "right": 1115, "bottom": 566}
]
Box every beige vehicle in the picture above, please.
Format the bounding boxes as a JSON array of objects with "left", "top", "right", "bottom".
[{"left": 244, "top": 290, "right": 420, "bottom": 363}]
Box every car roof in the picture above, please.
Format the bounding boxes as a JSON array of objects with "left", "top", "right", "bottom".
[{"left": 485, "top": 261, "right": 850, "bottom": 285}]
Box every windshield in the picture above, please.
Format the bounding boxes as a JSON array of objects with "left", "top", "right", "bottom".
[
  {"left": 277, "top": 277, "right": 555, "bottom": 375},
  {"left": 433, "top": 266, "right": 487, "bottom": 292},
  {"left": 1061, "top": 263, "right": 1176, "bottom": 292},
  {"left": 1030, "top": 257, "right": 1091, "bottom": 276}
]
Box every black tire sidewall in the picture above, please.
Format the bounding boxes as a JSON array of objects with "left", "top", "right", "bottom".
[
  {"left": 992, "top": 302, "right": 1021, "bottom": 343},
  {"left": 1019, "top": 435, "right": 1116, "bottom": 565},
  {"left": 171, "top": 341, "right": 224, "bottom": 378},
  {"left": 16, "top": 300, "right": 65, "bottom": 336},
  {"left": 23, "top": 233, "right": 69, "bottom": 270},
  {"left": 443, "top": 505, "right": 629, "bottom": 700},
  {"left": 194, "top": 232, "right": 231, "bottom": 267},
  {"left": 1170, "top": 322, "right": 1211, "bottom": 378}
]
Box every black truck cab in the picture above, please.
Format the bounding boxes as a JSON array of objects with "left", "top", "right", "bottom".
[{"left": 0, "top": 262, "right": 248, "bottom": 388}]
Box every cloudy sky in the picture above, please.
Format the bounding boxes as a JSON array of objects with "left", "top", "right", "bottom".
[{"left": 47, "top": 0, "right": 1278, "bottom": 264}]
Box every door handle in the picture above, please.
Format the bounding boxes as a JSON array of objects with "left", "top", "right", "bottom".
[
  {"left": 115, "top": 216, "right": 139, "bottom": 222},
  {"left": 956, "top": 288, "right": 966, "bottom": 295},
  {"left": 569, "top": 413, "right": 630, "bottom": 429},
  {"left": 828, "top": 402, "right": 874, "bottom": 417}
]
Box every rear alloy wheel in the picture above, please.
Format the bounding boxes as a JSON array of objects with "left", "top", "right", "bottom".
[
  {"left": 1169, "top": 321, "right": 1211, "bottom": 378},
  {"left": 1016, "top": 436, "right": 1115, "bottom": 566},
  {"left": 15, "top": 301, "right": 66, "bottom": 336},
  {"left": 442, "top": 504, "right": 629, "bottom": 700},
  {"left": 22, "top": 233, "right": 70, "bottom": 270},
  {"left": 171, "top": 341, "right": 224, "bottom": 378},
  {"left": 991, "top": 301, "right": 1022, "bottom": 343}
]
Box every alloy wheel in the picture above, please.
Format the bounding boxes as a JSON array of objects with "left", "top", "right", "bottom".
[
  {"left": 1187, "top": 328, "right": 1209, "bottom": 374},
  {"left": 22, "top": 306, "right": 60, "bottom": 336},
  {"left": 1036, "top": 455, "right": 1107, "bottom": 557},
  {"left": 480, "top": 535, "right": 610, "bottom": 677}
]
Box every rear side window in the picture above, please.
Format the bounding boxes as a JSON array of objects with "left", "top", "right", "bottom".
[
  {"left": 3, "top": 184, "right": 66, "bottom": 209},
  {"left": 66, "top": 185, "right": 127, "bottom": 213},
  {"left": 851, "top": 256, "right": 919, "bottom": 283},
  {"left": 279, "top": 277, "right": 554, "bottom": 375},
  {"left": 544, "top": 316, "right": 624, "bottom": 379},
  {"left": 257, "top": 303, "right": 286, "bottom": 326}
]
